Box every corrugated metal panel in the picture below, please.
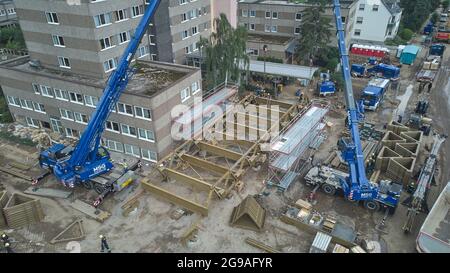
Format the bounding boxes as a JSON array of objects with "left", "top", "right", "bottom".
[{"left": 310, "top": 232, "right": 332, "bottom": 253}]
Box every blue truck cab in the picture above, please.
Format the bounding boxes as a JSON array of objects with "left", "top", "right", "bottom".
[
  {"left": 351, "top": 64, "right": 366, "bottom": 77},
  {"left": 361, "top": 78, "right": 390, "bottom": 111},
  {"left": 367, "top": 63, "right": 400, "bottom": 80},
  {"left": 423, "top": 22, "right": 434, "bottom": 35},
  {"left": 429, "top": 44, "right": 445, "bottom": 56}
]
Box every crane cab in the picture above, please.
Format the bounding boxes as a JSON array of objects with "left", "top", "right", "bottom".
[{"left": 39, "top": 144, "right": 74, "bottom": 170}]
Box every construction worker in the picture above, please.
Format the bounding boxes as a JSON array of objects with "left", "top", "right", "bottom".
[
  {"left": 1, "top": 233, "right": 9, "bottom": 244},
  {"left": 99, "top": 234, "right": 111, "bottom": 253},
  {"left": 4, "top": 242, "right": 13, "bottom": 253},
  {"left": 427, "top": 82, "right": 433, "bottom": 93},
  {"left": 137, "top": 160, "right": 143, "bottom": 172}
]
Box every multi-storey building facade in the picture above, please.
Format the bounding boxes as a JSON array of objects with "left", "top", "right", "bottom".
[
  {"left": 350, "top": 0, "right": 402, "bottom": 44},
  {"left": 237, "top": 0, "right": 357, "bottom": 63},
  {"left": 14, "top": 0, "right": 212, "bottom": 78},
  {"left": 0, "top": 0, "right": 209, "bottom": 163},
  {"left": 0, "top": 0, "right": 18, "bottom": 28},
  {"left": 0, "top": 57, "right": 202, "bottom": 162}
]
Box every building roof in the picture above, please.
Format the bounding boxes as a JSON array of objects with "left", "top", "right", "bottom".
[
  {"left": 402, "top": 45, "right": 421, "bottom": 55},
  {"left": 245, "top": 60, "right": 318, "bottom": 80},
  {"left": 0, "top": 56, "right": 198, "bottom": 98},
  {"left": 381, "top": 0, "right": 402, "bottom": 15}
]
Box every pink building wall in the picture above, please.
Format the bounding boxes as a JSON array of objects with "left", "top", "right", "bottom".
[{"left": 212, "top": 0, "right": 238, "bottom": 28}]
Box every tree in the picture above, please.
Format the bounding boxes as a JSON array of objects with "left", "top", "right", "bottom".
[
  {"left": 443, "top": 0, "right": 450, "bottom": 11},
  {"left": 294, "top": 1, "right": 332, "bottom": 65},
  {"left": 431, "top": 12, "right": 440, "bottom": 24},
  {"left": 399, "top": 28, "right": 414, "bottom": 41},
  {"left": 199, "top": 14, "right": 249, "bottom": 89},
  {"left": 0, "top": 26, "right": 26, "bottom": 49},
  {"left": 399, "top": 0, "right": 441, "bottom": 32}
]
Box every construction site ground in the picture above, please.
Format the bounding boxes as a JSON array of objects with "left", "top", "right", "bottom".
[{"left": 1, "top": 42, "right": 449, "bottom": 253}]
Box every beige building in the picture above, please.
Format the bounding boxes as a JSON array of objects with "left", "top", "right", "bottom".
[{"left": 238, "top": 0, "right": 357, "bottom": 63}]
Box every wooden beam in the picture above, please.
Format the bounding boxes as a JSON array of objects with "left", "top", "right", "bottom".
[
  {"left": 163, "top": 168, "right": 214, "bottom": 192},
  {"left": 181, "top": 154, "right": 230, "bottom": 175},
  {"left": 141, "top": 180, "right": 209, "bottom": 216},
  {"left": 254, "top": 97, "right": 294, "bottom": 110},
  {"left": 197, "top": 141, "right": 243, "bottom": 161}
]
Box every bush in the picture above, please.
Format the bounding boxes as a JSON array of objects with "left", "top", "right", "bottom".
[
  {"left": 257, "top": 56, "right": 283, "bottom": 63},
  {"left": 443, "top": 0, "right": 450, "bottom": 11},
  {"left": 399, "top": 28, "right": 414, "bottom": 41},
  {"left": 431, "top": 12, "right": 439, "bottom": 24}
]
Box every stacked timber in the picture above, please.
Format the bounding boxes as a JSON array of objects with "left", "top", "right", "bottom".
[{"left": 3, "top": 193, "right": 44, "bottom": 229}]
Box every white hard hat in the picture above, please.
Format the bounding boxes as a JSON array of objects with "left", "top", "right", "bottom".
[
  {"left": 1, "top": 234, "right": 6, "bottom": 238},
  {"left": 99, "top": 235, "right": 104, "bottom": 239},
  {"left": 4, "top": 242, "right": 10, "bottom": 247}
]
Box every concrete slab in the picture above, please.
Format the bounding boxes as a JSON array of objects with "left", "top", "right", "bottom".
[{"left": 24, "top": 187, "right": 73, "bottom": 199}]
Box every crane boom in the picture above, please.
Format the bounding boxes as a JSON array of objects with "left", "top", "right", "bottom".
[
  {"left": 47, "top": 0, "right": 162, "bottom": 185},
  {"left": 332, "top": 0, "right": 377, "bottom": 200}
]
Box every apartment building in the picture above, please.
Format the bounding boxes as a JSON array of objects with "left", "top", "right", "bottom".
[
  {"left": 0, "top": 0, "right": 18, "bottom": 28},
  {"left": 0, "top": 0, "right": 208, "bottom": 163},
  {"left": 350, "top": 0, "right": 402, "bottom": 44},
  {"left": 0, "top": 57, "right": 202, "bottom": 162},
  {"left": 14, "top": 0, "right": 212, "bottom": 79},
  {"left": 238, "top": 0, "right": 357, "bottom": 63}
]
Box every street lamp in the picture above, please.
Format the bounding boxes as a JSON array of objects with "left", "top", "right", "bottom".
[{"left": 263, "top": 44, "right": 268, "bottom": 91}]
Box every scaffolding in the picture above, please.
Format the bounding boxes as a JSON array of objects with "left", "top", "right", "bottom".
[{"left": 267, "top": 102, "right": 329, "bottom": 192}]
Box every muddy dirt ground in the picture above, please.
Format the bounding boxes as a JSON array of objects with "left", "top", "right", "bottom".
[{"left": 1, "top": 42, "right": 449, "bottom": 253}]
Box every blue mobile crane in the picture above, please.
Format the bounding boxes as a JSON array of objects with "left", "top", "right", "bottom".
[
  {"left": 37, "top": 1, "right": 161, "bottom": 193},
  {"left": 305, "top": 0, "right": 401, "bottom": 212}
]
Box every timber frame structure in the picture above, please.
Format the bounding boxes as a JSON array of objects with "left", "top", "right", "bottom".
[{"left": 141, "top": 93, "right": 306, "bottom": 216}]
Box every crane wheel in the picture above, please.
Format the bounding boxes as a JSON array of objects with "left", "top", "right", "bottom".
[
  {"left": 364, "top": 200, "right": 380, "bottom": 211},
  {"left": 321, "top": 184, "right": 336, "bottom": 195},
  {"left": 82, "top": 181, "right": 93, "bottom": 190},
  {"left": 93, "top": 183, "right": 105, "bottom": 194}
]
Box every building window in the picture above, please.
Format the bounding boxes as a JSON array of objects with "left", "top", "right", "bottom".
[
  {"left": 0, "top": 10, "right": 5, "bottom": 16},
  {"left": 26, "top": 117, "right": 40, "bottom": 128},
  {"left": 134, "top": 106, "right": 152, "bottom": 120},
  {"left": 250, "top": 10, "right": 256, "bottom": 17},
  {"left": 182, "top": 30, "right": 189, "bottom": 40},
  {"left": 7, "top": 96, "right": 20, "bottom": 107},
  {"left": 69, "top": 92, "right": 83, "bottom": 104},
  {"left": 33, "top": 102, "right": 46, "bottom": 113},
  {"left": 106, "top": 120, "right": 120, "bottom": 133},
  {"left": 20, "top": 99, "right": 34, "bottom": 110},
  {"left": 103, "top": 58, "right": 117, "bottom": 72},
  {"left": 57, "top": 57, "right": 71, "bottom": 68},
  {"left": 138, "top": 128, "right": 155, "bottom": 142},
  {"left": 191, "top": 81, "right": 200, "bottom": 95},
  {"left": 132, "top": 5, "right": 144, "bottom": 17},
  {"left": 181, "top": 88, "right": 190, "bottom": 102},
  {"left": 52, "top": 35, "right": 65, "bottom": 47},
  {"left": 265, "top": 25, "right": 271, "bottom": 32},
  {"left": 149, "top": 35, "right": 156, "bottom": 45},
  {"left": 271, "top": 25, "right": 278, "bottom": 33},
  {"left": 84, "top": 95, "right": 98, "bottom": 107},
  {"left": 7, "top": 8, "right": 15, "bottom": 15},
  {"left": 342, "top": 17, "right": 346, "bottom": 23},
  {"left": 296, "top": 13, "right": 302, "bottom": 21},
  {"left": 94, "top": 13, "right": 112, "bottom": 27},
  {"left": 142, "top": 148, "right": 157, "bottom": 162},
  {"left": 242, "top": 9, "right": 248, "bottom": 17},
  {"left": 117, "top": 102, "right": 133, "bottom": 116},
  {"left": 40, "top": 85, "right": 54, "bottom": 97},
  {"left": 372, "top": 5, "right": 379, "bottom": 11},
  {"left": 295, "top": 27, "right": 301, "bottom": 35},
  {"left": 54, "top": 89, "right": 69, "bottom": 101},
  {"left": 32, "top": 83, "right": 40, "bottom": 94},
  {"left": 138, "top": 45, "right": 149, "bottom": 58},
  {"left": 179, "top": 0, "right": 187, "bottom": 5},
  {"left": 45, "top": 12, "right": 59, "bottom": 24},
  {"left": 265, "top": 11, "right": 271, "bottom": 19},
  {"left": 100, "top": 36, "right": 114, "bottom": 50},
  {"left": 121, "top": 124, "right": 137, "bottom": 138},
  {"left": 359, "top": 4, "right": 365, "bottom": 11},
  {"left": 250, "top": 24, "right": 255, "bottom": 31},
  {"left": 192, "top": 26, "right": 198, "bottom": 35},
  {"left": 181, "top": 13, "right": 188, "bottom": 22},
  {"left": 105, "top": 139, "right": 124, "bottom": 153},
  {"left": 354, "top": 29, "right": 361, "bottom": 36},
  {"left": 65, "top": 128, "right": 79, "bottom": 139},
  {"left": 118, "top": 31, "right": 130, "bottom": 44},
  {"left": 74, "top": 112, "right": 88, "bottom": 124},
  {"left": 356, "top": 17, "right": 363, "bottom": 24},
  {"left": 272, "top": 12, "right": 278, "bottom": 19},
  {"left": 124, "top": 144, "right": 140, "bottom": 158},
  {"left": 60, "top": 108, "right": 74, "bottom": 120},
  {"left": 115, "top": 9, "right": 128, "bottom": 22}
]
